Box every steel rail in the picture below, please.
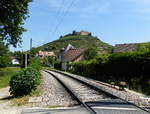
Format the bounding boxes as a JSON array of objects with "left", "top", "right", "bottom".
[{"left": 44, "top": 70, "right": 97, "bottom": 114}]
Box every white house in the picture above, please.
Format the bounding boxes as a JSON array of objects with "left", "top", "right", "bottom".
[{"left": 12, "top": 58, "right": 20, "bottom": 65}]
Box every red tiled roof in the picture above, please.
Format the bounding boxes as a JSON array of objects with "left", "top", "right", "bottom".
[
  {"left": 62, "top": 49, "right": 85, "bottom": 62},
  {"left": 37, "top": 51, "right": 56, "bottom": 57}
]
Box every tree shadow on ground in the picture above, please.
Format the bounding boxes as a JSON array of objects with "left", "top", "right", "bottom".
[{"left": 0, "top": 96, "right": 14, "bottom": 100}]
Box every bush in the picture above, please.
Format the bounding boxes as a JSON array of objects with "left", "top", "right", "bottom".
[
  {"left": 9, "top": 67, "right": 40, "bottom": 97},
  {"left": 54, "top": 60, "right": 61, "bottom": 70}
]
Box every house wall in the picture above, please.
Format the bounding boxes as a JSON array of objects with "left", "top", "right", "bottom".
[
  {"left": 80, "top": 32, "right": 90, "bottom": 36},
  {"left": 62, "top": 54, "right": 84, "bottom": 70},
  {"left": 74, "top": 31, "right": 91, "bottom": 36}
]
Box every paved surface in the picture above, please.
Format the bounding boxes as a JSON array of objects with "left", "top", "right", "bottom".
[
  {"left": 0, "top": 87, "right": 28, "bottom": 114},
  {"left": 87, "top": 99, "right": 150, "bottom": 114},
  {"left": 22, "top": 106, "right": 90, "bottom": 114}
]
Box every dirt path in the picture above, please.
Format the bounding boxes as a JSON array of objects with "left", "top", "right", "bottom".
[{"left": 0, "top": 87, "right": 28, "bottom": 114}]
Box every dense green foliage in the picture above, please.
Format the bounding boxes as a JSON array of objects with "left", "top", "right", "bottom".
[
  {"left": 137, "top": 42, "right": 150, "bottom": 52},
  {"left": 54, "top": 60, "right": 61, "bottom": 70},
  {"left": 29, "top": 57, "right": 41, "bottom": 71},
  {"left": 9, "top": 67, "right": 40, "bottom": 96},
  {"left": 0, "top": 55, "right": 11, "bottom": 67},
  {"left": 69, "top": 51, "right": 150, "bottom": 95},
  {"left": 9, "top": 57, "right": 41, "bottom": 97},
  {"left": 0, "top": 0, "right": 32, "bottom": 47},
  {"left": 37, "top": 35, "right": 113, "bottom": 54},
  {"left": 30, "top": 48, "right": 39, "bottom": 57},
  {"left": 0, "top": 41, "right": 11, "bottom": 67},
  {"left": 84, "top": 48, "right": 98, "bottom": 60},
  {"left": 0, "top": 67, "right": 20, "bottom": 88},
  {"left": 0, "top": 41, "right": 9, "bottom": 56},
  {"left": 42, "top": 56, "right": 54, "bottom": 67}
]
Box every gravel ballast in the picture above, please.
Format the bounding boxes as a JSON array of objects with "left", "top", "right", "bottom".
[{"left": 28, "top": 71, "right": 77, "bottom": 107}]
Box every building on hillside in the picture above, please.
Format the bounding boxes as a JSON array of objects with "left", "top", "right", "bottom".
[
  {"left": 73, "top": 30, "right": 91, "bottom": 36},
  {"left": 59, "top": 44, "right": 85, "bottom": 70},
  {"left": 36, "top": 51, "right": 56, "bottom": 58},
  {"left": 114, "top": 43, "right": 138, "bottom": 53}
]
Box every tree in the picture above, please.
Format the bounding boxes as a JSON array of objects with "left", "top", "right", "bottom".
[
  {"left": 88, "top": 33, "right": 92, "bottom": 36},
  {"left": 42, "top": 56, "right": 54, "bottom": 67},
  {"left": 30, "top": 48, "right": 39, "bottom": 57},
  {"left": 0, "top": 41, "right": 9, "bottom": 56},
  {"left": 59, "top": 35, "right": 63, "bottom": 39},
  {"left": 0, "top": 41, "right": 11, "bottom": 67},
  {"left": 72, "top": 30, "right": 76, "bottom": 35},
  {"left": 0, "top": 0, "right": 32, "bottom": 47},
  {"left": 84, "top": 48, "right": 97, "bottom": 60}
]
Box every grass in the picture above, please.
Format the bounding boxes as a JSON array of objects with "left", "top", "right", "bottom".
[
  {"left": 0, "top": 67, "right": 20, "bottom": 88},
  {"left": 11, "top": 95, "right": 30, "bottom": 106},
  {"left": 11, "top": 88, "right": 41, "bottom": 106}
]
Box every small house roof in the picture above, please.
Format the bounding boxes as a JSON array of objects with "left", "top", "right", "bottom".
[{"left": 62, "top": 49, "right": 85, "bottom": 62}]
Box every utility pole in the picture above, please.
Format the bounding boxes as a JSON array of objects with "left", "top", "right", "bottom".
[
  {"left": 25, "top": 38, "right": 32, "bottom": 68},
  {"left": 25, "top": 53, "right": 28, "bottom": 68},
  {"left": 30, "top": 38, "right": 32, "bottom": 51}
]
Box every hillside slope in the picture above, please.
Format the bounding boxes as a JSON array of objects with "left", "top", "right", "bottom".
[
  {"left": 37, "top": 35, "right": 113, "bottom": 54},
  {"left": 114, "top": 42, "right": 150, "bottom": 53}
]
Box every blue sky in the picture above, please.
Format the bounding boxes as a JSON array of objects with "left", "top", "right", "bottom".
[{"left": 11, "top": 0, "right": 150, "bottom": 51}]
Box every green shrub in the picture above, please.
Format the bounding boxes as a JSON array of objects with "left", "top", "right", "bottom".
[
  {"left": 54, "top": 60, "right": 61, "bottom": 70},
  {"left": 9, "top": 67, "right": 40, "bottom": 97}
]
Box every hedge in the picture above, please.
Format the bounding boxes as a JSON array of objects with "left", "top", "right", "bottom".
[{"left": 69, "top": 51, "right": 150, "bottom": 95}]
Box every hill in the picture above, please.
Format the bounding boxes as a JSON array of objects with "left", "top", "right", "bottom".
[
  {"left": 114, "top": 42, "right": 150, "bottom": 53},
  {"left": 36, "top": 34, "right": 113, "bottom": 54}
]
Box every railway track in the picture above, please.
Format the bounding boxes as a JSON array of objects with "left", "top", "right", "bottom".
[{"left": 44, "top": 70, "right": 150, "bottom": 114}]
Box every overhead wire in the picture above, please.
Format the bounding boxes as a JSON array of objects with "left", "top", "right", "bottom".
[
  {"left": 51, "top": 0, "right": 77, "bottom": 38},
  {"left": 55, "top": 0, "right": 66, "bottom": 20},
  {"left": 32, "top": 39, "right": 48, "bottom": 48}
]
